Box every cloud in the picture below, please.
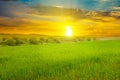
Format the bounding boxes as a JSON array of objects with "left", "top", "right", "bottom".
[
  {"left": 112, "top": 6, "right": 120, "bottom": 10},
  {"left": 0, "top": 1, "right": 63, "bottom": 28},
  {"left": 0, "top": 0, "right": 19, "bottom": 1},
  {"left": 0, "top": 17, "right": 28, "bottom": 27},
  {"left": 0, "top": 1, "right": 36, "bottom": 18},
  {"left": 0, "top": 1, "right": 40, "bottom": 29},
  {"left": 101, "top": 0, "right": 110, "bottom": 2}
]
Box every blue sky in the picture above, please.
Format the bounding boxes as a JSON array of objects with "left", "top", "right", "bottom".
[
  {"left": 0, "top": 0, "right": 120, "bottom": 18},
  {"left": 20, "top": 0, "right": 120, "bottom": 10}
]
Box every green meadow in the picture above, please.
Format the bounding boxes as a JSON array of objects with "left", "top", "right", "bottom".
[{"left": 0, "top": 40, "right": 120, "bottom": 80}]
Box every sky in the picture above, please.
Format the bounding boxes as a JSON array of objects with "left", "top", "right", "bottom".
[
  {"left": 20, "top": 0, "right": 120, "bottom": 10},
  {"left": 0, "top": 0, "right": 120, "bottom": 36},
  {"left": 0, "top": 0, "right": 120, "bottom": 19},
  {"left": 1, "top": 0, "right": 120, "bottom": 10},
  {"left": 0, "top": 0, "right": 120, "bottom": 18}
]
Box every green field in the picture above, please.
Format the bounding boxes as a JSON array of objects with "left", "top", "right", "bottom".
[{"left": 0, "top": 40, "right": 120, "bottom": 80}]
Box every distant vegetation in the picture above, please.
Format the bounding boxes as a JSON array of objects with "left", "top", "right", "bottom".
[
  {"left": 0, "top": 34, "right": 101, "bottom": 46},
  {"left": 0, "top": 34, "right": 120, "bottom": 46}
]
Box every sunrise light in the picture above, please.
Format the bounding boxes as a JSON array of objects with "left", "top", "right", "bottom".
[{"left": 65, "top": 26, "right": 73, "bottom": 37}]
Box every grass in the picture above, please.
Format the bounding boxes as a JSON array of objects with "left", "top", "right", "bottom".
[{"left": 0, "top": 40, "right": 120, "bottom": 80}]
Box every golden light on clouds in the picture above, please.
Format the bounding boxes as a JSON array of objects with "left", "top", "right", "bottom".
[{"left": 0, "top": 14, "right": 120, "bottom": 37}]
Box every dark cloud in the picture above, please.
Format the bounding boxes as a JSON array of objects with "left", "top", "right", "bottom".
[
  {"left": 0, "top": 1, "right": 33, "bottom": 17},
  {"left": 0, "top": 0, "right": 19, "bottom": 1},
  {"left": 0, "top": 17, "right": 27, "bottom": 27},
  {"left": 0, "top": 2, "right": 18, "bottom": 17},
  {"left": 0, "top": 1, "right": 38, "bottom": 27}
]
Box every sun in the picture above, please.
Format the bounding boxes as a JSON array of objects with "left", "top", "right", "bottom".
[{"left": 65, "top": 26, "right": 73, "bottom": 37}]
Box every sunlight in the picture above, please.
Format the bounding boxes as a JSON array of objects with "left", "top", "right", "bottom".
[{"left": 65, "top": 26, "right": 73, "bottom": 37}]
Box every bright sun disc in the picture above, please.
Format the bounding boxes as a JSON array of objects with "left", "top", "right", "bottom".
[{"left": 66, "top": 26, "right": 73, "bottom": 37}]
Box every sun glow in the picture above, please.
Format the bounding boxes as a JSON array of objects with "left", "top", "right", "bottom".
[
  {"left": 55, "top": 5, "right": 64, "bottom": 8},
  {"left": 66, "top": 26, "right": 73, "bottom": 37}
]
